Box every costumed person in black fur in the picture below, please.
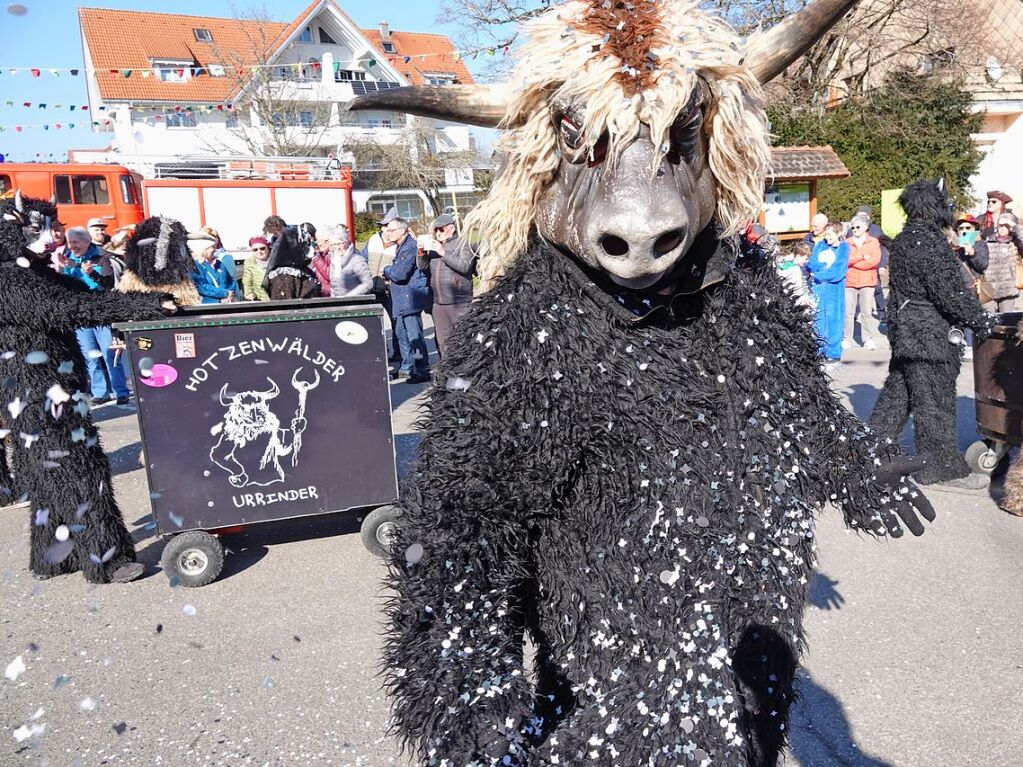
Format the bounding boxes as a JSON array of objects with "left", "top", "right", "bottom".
[
  {"left": 119, "top": 216, "right": 202, "bottom": 306},
  {"left": 869, "top": 180, "right": 995, "bottom": 491},
  {"left": 0, "top": 193, "right": 177, "bottom": 583},
  {"left": 264, "top": 223, "right": 321, "bottom": 300},
  {"left": 350, "top": 1, "right": 936, "bottom": 765}
]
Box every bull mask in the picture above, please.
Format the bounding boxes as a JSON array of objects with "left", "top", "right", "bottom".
[{"left": 347, "top": 0, "right": 858, "bottom": 291}]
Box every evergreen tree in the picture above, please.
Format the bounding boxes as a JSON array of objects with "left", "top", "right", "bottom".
[{"left": 769, "top": 72, "right": 983, "bottom": 220}]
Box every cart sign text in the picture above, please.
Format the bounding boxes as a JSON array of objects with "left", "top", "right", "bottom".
[
  {"left": 232, "top": 485, "right": 319, "bottom": 508},
  {"left": 184, "top": 337, "right": 347, "bottom": 392}
]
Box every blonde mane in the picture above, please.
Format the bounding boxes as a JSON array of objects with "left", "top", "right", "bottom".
[{"left": 463, "top": 0, "right": 772, "bottom": 287}]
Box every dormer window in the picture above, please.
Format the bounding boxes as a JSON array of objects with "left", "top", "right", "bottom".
[
  {"left": 425, "top": 73, "right": 456, "bottom": 86},
  {"left": 152, "top": 60, "right": 194, "bottom": 83},
  {"left": 193, "top": 28, "right": 213, "bottom": 43},
  {"left": 298, "top": 26, "right": 313, "bottom": 43},
  {"left": 382, "top": 41, "right": 395, "bottom": 53}
]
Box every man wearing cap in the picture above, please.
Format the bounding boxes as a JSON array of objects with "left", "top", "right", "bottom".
[
  {"left": 980, "top": 191, "right": 1012, "bottom": 239},
  {"left": 87, "top": 217, "right": 110, "bottom": 247},
  {"left": 364, "top": 208, "right": 401, "bottom": 362},
  {"left": 418, "top": 213, "right": 476, "bottom": 359}
]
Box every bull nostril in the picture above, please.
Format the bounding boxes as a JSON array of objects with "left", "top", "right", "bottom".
[
  {"left": 600, "top": 234, "right": 630, "bottom": 257},
  {"left": 653, "top": 228, "right": 685, "bottom": 257}
]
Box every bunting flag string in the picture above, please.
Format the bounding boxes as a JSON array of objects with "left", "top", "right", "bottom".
[
  {"left": 0, "top": 103, "right": 236, "bottom": 114},
  {"left": 0, "top": 43, "right": 512, "bottom": 79}
]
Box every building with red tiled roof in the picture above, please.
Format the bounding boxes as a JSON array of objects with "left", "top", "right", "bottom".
[{"left": 76, "top": 1, "right": 483, "bottom": 220}]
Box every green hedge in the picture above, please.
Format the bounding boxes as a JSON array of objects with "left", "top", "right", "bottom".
[{"left": 769, "top": 72, "right": 983, "bottom": 220}]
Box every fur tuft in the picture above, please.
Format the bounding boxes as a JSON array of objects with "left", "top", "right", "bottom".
[
  {"left": 463, "top": 0, "right": 771, "bottom": 286},
  {"left": 125, "top": 216, "right": 195, "bottom": 286},
  {"left": 898, "top": 180, "right": 953, "bottom": 228}
]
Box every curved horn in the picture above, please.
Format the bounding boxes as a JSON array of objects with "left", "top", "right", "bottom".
[
  {"left": 14, "top": 190, "right": 24, "bottom": 213},
  {"left": 937, "top": 177, "right": 945, "bottom": 193},
  {"left": 219, "top": 383, "right": 232, "bottom": 407},
  {"left": 743, "top": 0, "right": 860, "bottom": 84},
  {"left": 347, "top": 84, "right": 515, "bottom": 128},
  {"left": 260, "top": 378, "right": 280, "bottom": 400}
]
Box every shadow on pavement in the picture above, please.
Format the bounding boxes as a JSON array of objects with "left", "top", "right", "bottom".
[
  {"left": 808, "top": 572, "right": 845, "bottom": 611},
  {"left": 107, "top": 441, "right": 143, "bottom": 476},
  {"left": 789, "top": 670, "right": 894, "bottom": 767},
  {"left": 843, "top": 384, "right": 980, "bottom": 453},
  {"left": 394, "top": 432, "right": 420, "bottom": 481},
  {"left": 134, "top": 508, "right": 369, "bottom": 584}
]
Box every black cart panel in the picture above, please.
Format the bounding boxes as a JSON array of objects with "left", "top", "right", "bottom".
[{"left": 118, "top": 304, "right": 398, "bottom": 534}]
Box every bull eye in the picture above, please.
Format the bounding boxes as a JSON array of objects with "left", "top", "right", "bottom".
[
  {"left": 559, "top": 116, "right": 583, "bottom": 152},
  {"left": 667, "top": 105, "right": 704, "bottom": 165}
]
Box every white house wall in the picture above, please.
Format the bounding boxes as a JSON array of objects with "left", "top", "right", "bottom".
[{"left": 971, "top": 101, "right": 1023, "bottom": 206}]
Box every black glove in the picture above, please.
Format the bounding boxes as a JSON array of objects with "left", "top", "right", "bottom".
[{"left": 870, "top": 455, "right": 936, "bottom": 537}]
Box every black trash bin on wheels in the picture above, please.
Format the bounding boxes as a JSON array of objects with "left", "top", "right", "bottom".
[
  {"left": 115, "top": 297, "right": 400, "bottom": 587},
  {"left": 967, "top": 311, "right": 1023, "bottom": 475}
]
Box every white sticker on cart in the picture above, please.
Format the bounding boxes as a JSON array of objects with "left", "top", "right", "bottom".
[
  {"left": 174, "top": 333, "right": 196, "bottom": 359},
  {"left": 335, "top": 321, "right": 368, "bottom": 345}
]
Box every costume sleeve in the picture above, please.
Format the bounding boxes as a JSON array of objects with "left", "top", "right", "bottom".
[
  {"left": 919, "top": 232, "right": 992, "bottom": 332},
  {"left": 751, "top": 266, "right": 905, "bottom": 534},
  {"left": 385, "top": 300, "right": 562, "bottom": 764},
  {"left": 0, "top": 267, "right": 166, "bottom": 333}
]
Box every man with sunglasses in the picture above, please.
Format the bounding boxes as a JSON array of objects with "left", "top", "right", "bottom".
[
  {"left": 980, "top": 190, "right": 1012, "bottom": 239},
  {"left": 416, "top": 213, "right": 477, "bottom": 359}
]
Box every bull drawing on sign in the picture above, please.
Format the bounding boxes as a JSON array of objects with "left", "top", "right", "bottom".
[{"left": 209, "top": 369, "right": 320, "bottom": 488}]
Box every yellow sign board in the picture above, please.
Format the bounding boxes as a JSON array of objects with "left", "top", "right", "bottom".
[{"left": 880, "top": 188, "right": 906, "bottom": 238}]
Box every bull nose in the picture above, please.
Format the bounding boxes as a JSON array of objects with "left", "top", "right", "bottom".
[{"left": 598, "top": 227, "right": 687, "bottom": 259}]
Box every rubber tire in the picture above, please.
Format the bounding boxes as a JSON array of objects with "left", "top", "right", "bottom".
[
  {"left": 360, "top": 505, "right": 401, "bottom": 558},
  {"left": 160, "top": 531, "right": 225, "bottom": 587},
  {"left": 965, "top": 440, "right": 1002, "bottom": 475}
]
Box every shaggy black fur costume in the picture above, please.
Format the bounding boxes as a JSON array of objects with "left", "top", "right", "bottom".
[
  {"left": 0, "top": 195, "right": 169, "bottom": 582},
  {"left": 264, "top": 225, "right": 320, "bottom": 300},
  {"left": 869, "top": 181, "right": 994, "bottom": 484},
  {"left": 119, "top": 217, "right": 201, "bottom": 305},
  {"left": 385, "top": 231, "right": 934, "bottom": 767}
]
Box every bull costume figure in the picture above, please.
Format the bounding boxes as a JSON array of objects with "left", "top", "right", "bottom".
[
  {"left": 869, "top": 180, "right": 995, "bottom": 491},
  {"left": 352, "top": 1, "right": 935, "bottom": 765},
  {"left": 119, "top": 216, "right": 202, "bottom": 306},
  {"left": 0, "top": 193, "right": 175, "bottom": 583}
]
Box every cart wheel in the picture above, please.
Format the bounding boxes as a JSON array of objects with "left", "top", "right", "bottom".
[
  {"left": 361, "top": 505, "right": 401, "bottom": 558},
  {"left": 160, "top": 531, "right": 224, "bottom": 587},
  {"left": 965, "top": 440, "right": 1004, "bottom": 475}
]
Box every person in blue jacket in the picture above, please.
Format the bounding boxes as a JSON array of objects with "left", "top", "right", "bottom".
[
  {"left": 191, "top": 239, "right": 237, "bottom": 304},
  {"left": 806, "top": 221, "right": 849, "bottom": 362},
  {"left": 382, "top": 217, "right": 432, "bottom": 384}
]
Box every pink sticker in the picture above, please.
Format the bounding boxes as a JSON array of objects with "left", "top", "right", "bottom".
[{"left": 138, "top": 363, "right": 179, "bottom": 388}]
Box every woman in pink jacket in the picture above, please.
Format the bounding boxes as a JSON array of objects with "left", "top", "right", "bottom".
[{"left": 844, "top": 213, "right": 882, "bottom": 349}]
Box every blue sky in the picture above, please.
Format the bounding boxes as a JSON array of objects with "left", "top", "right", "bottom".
[{"left": 0, "top": 0, "right": 469, "bottom": 162}]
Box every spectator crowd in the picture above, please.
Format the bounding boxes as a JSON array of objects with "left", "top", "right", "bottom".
[
  {"left": 42, "top": 209, "right": 477, "bottom": 402},
  {"left": 763, "top": 189, "right": 1023, "bottom": 369}
]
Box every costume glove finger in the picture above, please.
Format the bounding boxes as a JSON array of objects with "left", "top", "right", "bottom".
[{"left": 892, "top": 499, "right": 925, "bottom": 537}]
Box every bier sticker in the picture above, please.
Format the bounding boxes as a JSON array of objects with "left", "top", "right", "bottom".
[{"left": 174, "top": 333, "right": 196, "bottom": 359}]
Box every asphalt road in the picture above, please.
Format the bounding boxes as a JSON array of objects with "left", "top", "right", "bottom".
[{"left": 1, "top": 343, "right": 1021, "bottom": 767}]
